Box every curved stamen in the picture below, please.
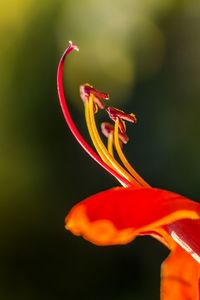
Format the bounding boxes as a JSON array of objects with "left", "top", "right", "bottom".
[
  {"left": 80, "top": 84, "right": 109, "bottom": 109},
  {"left": 85, "top": 100, "right": 131, "bottom": 187},
  {"left": 87, "top": 95, "right": 139, "bottom": 185},
  {"left": 84, "top": 100, "right": 115, "bottom": 171},
  {"left": 114, "top": 118, "right": 151, "bottom": 188},
  {"left": 107, "top": 106, "right": 137, "bottom": 134},
  {"left": 57, "top": 42, "right": 132, "bottom": 187},
  {"left": 107, "top": 134, "right": 114, "bottom": 156},
  {"left": 101, "top": 122, "right": 129, "bottom": 144}
]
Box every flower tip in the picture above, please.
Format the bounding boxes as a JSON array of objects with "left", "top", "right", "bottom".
[
  {"left": 68, "top": 40, "right": 79, "bottom": 52},
  {"left": 64, "top": 215, "right": 79, "bottom": 235}
]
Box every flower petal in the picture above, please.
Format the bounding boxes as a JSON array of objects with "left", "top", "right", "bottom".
[
  {"left": 161, "top": 245, "right": 200, "bottom": 299},
  {"left": 66, "top": 187, "right": 200, "bottom": 246},
  {"left": 166, "top": 219, "right": 200, "bottom": 263}
]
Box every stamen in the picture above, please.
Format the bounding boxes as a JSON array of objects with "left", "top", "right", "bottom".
[
  {"left": 57, "top": 42, "right": 150, "bottom": 189},
  {"left": 57, "top": 41, "right": 132, "bottom": 188},
  {"left": 107, "top": 106, "right": 137, "bottom": 134},
  {"left": 107, "top": 134, "right": 114, "bottom": 157},
  {"left": 100, "top": 122, "right": 114, "bottom": 156},
  {"left": 80, "top": 83, "right": 109, "bottom": 109},
  {"left": 101, "top": 122, "right": 129, "bottom": 144},
  {"left": 87, "top": 95, "right": 139, "bottom": 185},
  {"left": 114, "top": 118, "right": 151, "bottom": 188},
  {"left": 85, "top": 101, "right": 114, "bottom": 169}
]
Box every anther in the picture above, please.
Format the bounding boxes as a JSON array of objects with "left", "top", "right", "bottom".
[
  {"left": 101, "top": 122, "right": 129, "bottom": 144},
  {"left": 106, "top": 106, "right": 137, "bottom": 133},
  {"left": 106, "top": 107, "right": 137, "bottom": 123},
  {"left": 80, "top": 84, "right": 109, "bottom": 109}
]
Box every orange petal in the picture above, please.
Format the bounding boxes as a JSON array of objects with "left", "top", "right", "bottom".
[
  {"left": 65, "top": 187, "right": 200, "bottom": 246},
  {"left": 161, "top": 245, "right": 200, "bottom": 299}
]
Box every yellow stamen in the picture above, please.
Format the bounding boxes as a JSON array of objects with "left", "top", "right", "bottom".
[
  {"left": 107, "top": 134, "right": 114, "bottom": 157},
  {"left": 85, "top": 104, "right": 128, "bottom": 187},
  {"left": 85, "top": 102, "right": 112, "bottom": 168},
  {"left": 114, "top": 118, "right": 150, "bottom": 188},
  {"left": 86, "top": 96, "right": 141, "bottom": 186},
  {"left": 88, "top": 97, "right": 141, "bottom": 185}
]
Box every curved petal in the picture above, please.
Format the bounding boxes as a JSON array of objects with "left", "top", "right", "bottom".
[
  {"left": 166, "top": 219, "right": 200, "bottom": 263},
  {"left": 65, "top": 187, "right": 200, "bottom": 246},
  {"left": 161, "top": 245, "right": 200, "bottom": 299}
]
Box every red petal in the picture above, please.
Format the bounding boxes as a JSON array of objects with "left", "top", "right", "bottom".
[
  {"left": 161, "top": 245, "right": 200, "bottom": 299},
  {"left": 66, "top": 187, "right": 200, "bottom": 246},
  {"left": 166, "top": 219, "right": 200, "bottom": 263}
]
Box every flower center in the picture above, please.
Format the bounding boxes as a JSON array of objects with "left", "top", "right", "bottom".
[
  {"left": 57, "top": 41, "right": 150, "bottom": 188},
  {"left": 81, "top": 85, "right": 150, "bottom": 188}
]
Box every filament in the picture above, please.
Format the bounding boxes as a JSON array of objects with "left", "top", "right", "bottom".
[
  {"left": 87, "top": 96, "right": 141, "bottom": 186},
  {"left": 85, "top": 101, "right": 114, "bottom": 170},
  {"left": 114, "top": 118, "right": 150, "bottom": 188},
  {"left": 107, "top": 134, "right": 114, "bottom": 157}
]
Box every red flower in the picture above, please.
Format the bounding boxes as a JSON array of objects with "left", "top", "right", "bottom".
[{"left": 57, "top": 42, "right": 200, "bottom": 299}]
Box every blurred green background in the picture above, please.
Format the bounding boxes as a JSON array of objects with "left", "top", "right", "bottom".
[{"left": 1, "top": 0, "right": 200, "bottom": 299}]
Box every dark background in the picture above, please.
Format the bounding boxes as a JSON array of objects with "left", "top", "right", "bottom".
[{"left": 1, "top": 0, "right": 200, "bottom": 299}]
